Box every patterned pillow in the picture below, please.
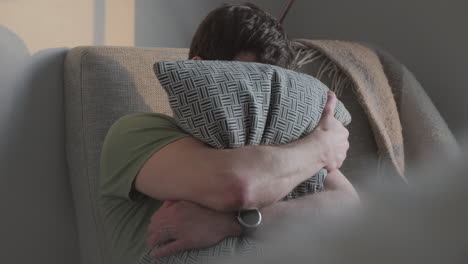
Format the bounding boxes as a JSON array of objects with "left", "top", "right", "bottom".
[{"left": 154, "top": 60, "right": 351, "bottom": 198}]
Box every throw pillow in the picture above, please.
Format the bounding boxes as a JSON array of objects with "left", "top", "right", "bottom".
[{"left": 154, "top": 60, "right": 351, "bottom": 199}]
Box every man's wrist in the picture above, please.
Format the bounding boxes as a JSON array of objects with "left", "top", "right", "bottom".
[
  {"left": 302, "top": 132, "right": 328, "bottom": 169},
  {"left": 226, "top": 212, "right": 243, "bottom": 237}
]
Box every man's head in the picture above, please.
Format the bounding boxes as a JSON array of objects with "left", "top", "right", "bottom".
[{"left": 189, "top": 3, "right": 293, "bottom": 68}]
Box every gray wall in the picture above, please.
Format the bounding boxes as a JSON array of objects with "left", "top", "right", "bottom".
[
  {"left": 135, "top": 0, "right": 270, "bottom": 48},
  {"left": 135, "top": 0, "right": 218, "bottom": 48},
  {"left": 280, "top": 0, "right": 468, "bottom": 139}
]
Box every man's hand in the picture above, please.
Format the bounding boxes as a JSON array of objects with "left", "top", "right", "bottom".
[
  {"left": 307, "top": 91, "right": 350, "bottom": 171},
  {"left": 147, "top": 200, "right": 241, "bottom": 258}
]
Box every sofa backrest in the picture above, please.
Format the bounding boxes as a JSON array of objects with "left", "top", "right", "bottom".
[{"left": 64, "top": 46, "right": 188, "bottom": 264}]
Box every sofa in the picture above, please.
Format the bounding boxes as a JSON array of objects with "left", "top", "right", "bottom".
[{"left": 64, "top": 44, "right": 458, "bottom": 264}]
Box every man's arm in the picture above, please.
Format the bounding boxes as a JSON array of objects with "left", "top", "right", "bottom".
[
  {"left": 136, "top": 91, "right": 348, "bottom": 212},
  {"left": 136, "top": 132, "right": 324, "bottom": 212},
  {"left": 146, "top": 169, "right": 358, "bottom": 258},
  {"left": 257, "top": 169, "right": 358, "bottom": 232}
]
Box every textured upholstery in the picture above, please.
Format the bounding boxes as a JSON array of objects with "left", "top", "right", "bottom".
[{"left": 64, "top": 47, "right": 188, "bottom": 264}]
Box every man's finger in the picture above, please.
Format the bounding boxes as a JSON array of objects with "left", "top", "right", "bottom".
[
  {"left": 162, "top": 200, "right": 176, "bottom": 207},
  {"left": 324, "top": 91, "right": 337, "bottom": 117},
  {"left": 147, "top": 216, "right": 162, "bottom": 232},
  {"left": 319, "top": 91, "right": 337, "bottom": 127},
  {"left": 150, "top": 240, "right": 188, "bottom": 258},
  {"left": 147, "top": 225, "right": 178, "bottom": 247},
  {"left": 146, "top": 230, "right": 165, "bottom": 248}
]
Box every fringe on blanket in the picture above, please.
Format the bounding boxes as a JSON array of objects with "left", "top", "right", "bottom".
[{"left": 291, "top": 41, "right": 353, "bottom": 98}]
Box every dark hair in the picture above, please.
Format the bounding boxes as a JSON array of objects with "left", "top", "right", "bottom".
[{"left": 189, "top": 3, "right": 293, "bottom": 68}]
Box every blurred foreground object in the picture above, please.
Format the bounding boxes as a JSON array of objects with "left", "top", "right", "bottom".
[{"left": 230, "top": 142, "right": 468, "bottom": 264}]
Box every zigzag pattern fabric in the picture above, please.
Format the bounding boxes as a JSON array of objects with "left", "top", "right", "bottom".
[
  {"left": 155, "top": 60, "right": 351, "bottom": 148},
  {"left": 142, "top": 60, "right": 351, "bottom": 263},
  {"left": 154, "top": 60, "right": 351, "bottom": 197},
  {"left": 139, "top": 237, "right": 256, "bottom": 264}
]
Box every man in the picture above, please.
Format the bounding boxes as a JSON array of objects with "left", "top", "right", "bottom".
[{"left": 99, "top": 3, "right": 358, "bottom": 264}]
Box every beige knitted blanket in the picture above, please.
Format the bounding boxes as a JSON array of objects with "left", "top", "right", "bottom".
[{"left": 296, "top": 39, "right": 406, "bottom": 180}]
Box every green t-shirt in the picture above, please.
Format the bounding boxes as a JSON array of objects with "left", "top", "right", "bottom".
[{"left": 99, "top": 113, "right": 189, "bottom": 264}]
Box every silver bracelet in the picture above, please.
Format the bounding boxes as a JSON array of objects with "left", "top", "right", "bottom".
[{"left": 237, "top": 208, "right": 262, "bottom": 228}]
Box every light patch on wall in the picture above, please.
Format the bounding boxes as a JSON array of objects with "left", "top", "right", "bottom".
[
  {"left": 104, "top": 0, "right": 135, "bottom": 46},
  {"left": 0, "top": 0, "right": 95, "bottom": 53}
]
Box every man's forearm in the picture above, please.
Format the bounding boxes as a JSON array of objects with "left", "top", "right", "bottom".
[
  {"left": 221, "top": 134, "right": 327, "bottom": 209},
  {"left": 238, "top": 169, "right": 359, "bottom": 235},
  {"left": 136, "top": 134, "right": 327, "bottom": 213},
  {"left": 257, "top": 188, "right": 358, "bottom": 236}
]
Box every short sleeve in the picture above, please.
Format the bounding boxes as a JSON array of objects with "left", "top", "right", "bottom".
[{"left": 100, "top": 113, "right": 189, "bottom": 201}]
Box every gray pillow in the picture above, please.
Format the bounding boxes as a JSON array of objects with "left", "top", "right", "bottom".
[{"left": 154, "top": 60, "right": 351, "bottom": 198}]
